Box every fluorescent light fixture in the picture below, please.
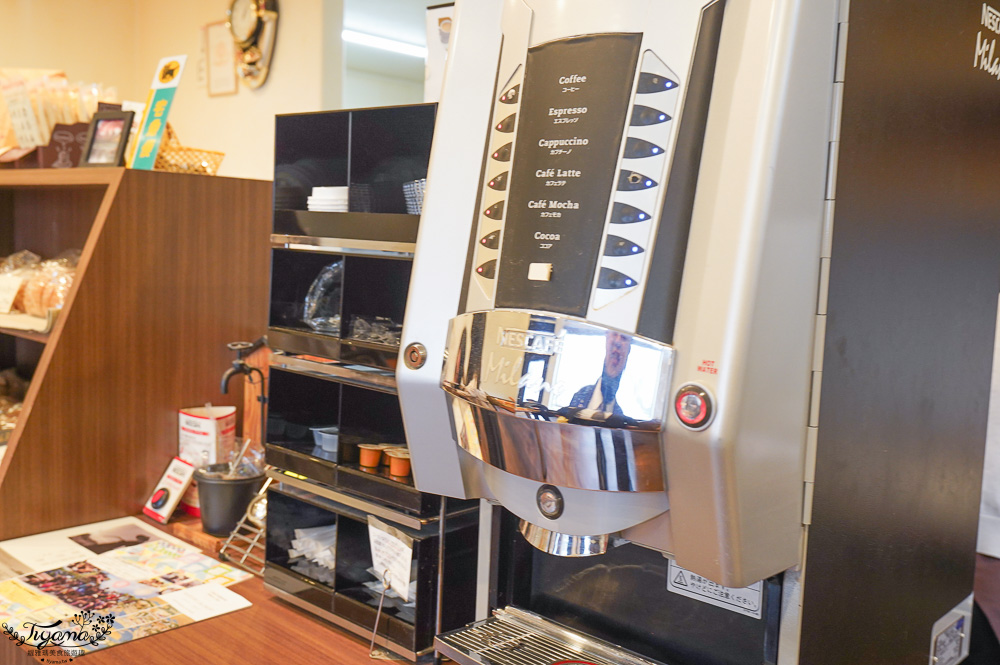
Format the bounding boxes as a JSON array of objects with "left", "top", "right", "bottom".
[{"left": 342, "top": 30, "right": 427, "bottom": 58}]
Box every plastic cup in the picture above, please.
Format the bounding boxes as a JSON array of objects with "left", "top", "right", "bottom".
[
  {"left": 194, "top": 464, "right": 265, "bottom": 536},
  {"left": 358, "top": 444, "right": 383, "bottom": 468},
  {"left": 310, "top": 426, "right": 339, "bottom": 454},
  {"left": 386, "top": 448, "right": 411, "bottom": 477}
]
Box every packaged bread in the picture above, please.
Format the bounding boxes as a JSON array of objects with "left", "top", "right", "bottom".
[
  {"left": 23, "top": 266, "right": 73, "bottom": 317},
  {"left": 20, "top": 252, "right": 78, "bottom": 318},
  {"left": 0, "top": 251, "right": 41, "bottom": 313}
]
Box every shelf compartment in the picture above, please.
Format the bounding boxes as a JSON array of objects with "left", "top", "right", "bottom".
[
  {"left": 0, "top": 326, "right": 48, "bottom": 343},
  {"left": 272, "top": 211, "right": 419, "bottom": 245},
  {"left": 269, "top": 249, "right": 409, "bottom": 370},
  {"left": 271, "top": 234, "right": 414, "bottom": 258},
  {"left": 267, "top": 329, "right": 401, "bottom": 371},
  {"left": 266, "top": 366, "right": 435, "bottom": 514},
  {"left": 0, "top": 310, "right": 59, "bottom": 338},
  {"left": 271, "top": 354, "right": 396, "bottom": 394},
  {"left": 265, "top": 488, "right": 339, "bottom": 590},
  {"left": 274, "top": 104, "right": 436, "bottom": 223},
  {"left": 265, "top": 365, "right": 343, "bottom": 484},
  {"left": 268, "top": 470, "right": 427, "bottom": 531},
  {"left": 264, "top": 480, "right": 479, "bottom": 659},
  {"left": 269, "top": 249, "right": 344, "bottom": 338}
]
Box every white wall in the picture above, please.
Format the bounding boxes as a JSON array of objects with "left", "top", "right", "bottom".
[
  {"left": 343, "top": 68, "right": 423, "bottom": 109},
  {"left": 132, "top": 0, "right": 342, "bottom": 180}
]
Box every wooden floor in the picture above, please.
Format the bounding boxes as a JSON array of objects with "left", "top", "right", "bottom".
[{"left": 0, "top": 516, "right": 407, "bottom": 665}]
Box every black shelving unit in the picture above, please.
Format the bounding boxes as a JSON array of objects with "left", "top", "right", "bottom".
[{"left": 263, "top": 104, "right": 479, "bottom": 661}]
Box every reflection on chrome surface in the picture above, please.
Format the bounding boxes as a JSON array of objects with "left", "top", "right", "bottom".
[
  {"left": 519, "top": 520, "right": 609, "bottom": 557},
  {"left": 442, "top": 311, "right": 675, "bottom": 492}
]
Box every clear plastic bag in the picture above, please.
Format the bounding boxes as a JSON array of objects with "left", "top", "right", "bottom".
[
  {"left": 23, "top": 261, "right": 75, "bottom": 317},
  {"left": 0, "top": 250, "right": 41, "bottom": 274},
  {"left": 302, "top": 260, "right": 343, "bottom": 333},
  {"left": 349, "top": 315, "right": 403, "bottom": 346}
]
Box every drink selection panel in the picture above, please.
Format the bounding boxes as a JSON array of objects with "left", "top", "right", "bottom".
[{"left": 472, "top": 34, "right": 643, "bottom": 317}]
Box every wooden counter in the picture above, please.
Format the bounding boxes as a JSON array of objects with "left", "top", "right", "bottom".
[
  {"left": 0, "top": 516, "right": 394, "bottom": 665},
  {"left": 3, "top": 575, "right": 380, "bottom": 665}
]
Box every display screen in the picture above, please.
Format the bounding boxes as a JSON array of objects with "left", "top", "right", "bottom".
[{"left": 495, "top": 34, "right": 642, "bottom": 316}]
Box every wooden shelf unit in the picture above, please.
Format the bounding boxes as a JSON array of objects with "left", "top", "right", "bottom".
[
  {"left": 0, "top": 167, "right": 270, "bottom": 540},
  {"left": 0, "top": 327, "right": 48, "bottom": 344}
]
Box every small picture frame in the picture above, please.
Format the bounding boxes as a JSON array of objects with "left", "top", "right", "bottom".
[
  {"left": 79, "top": 110, "right": 135, "bottom": 167},
  {"left": 206, "top": 21, "right": 238, "bottom": 97}
]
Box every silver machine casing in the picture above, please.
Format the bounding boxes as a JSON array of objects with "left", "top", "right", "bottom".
[{"left": 397, "top": 0, "right": 839, "bottom": 588}]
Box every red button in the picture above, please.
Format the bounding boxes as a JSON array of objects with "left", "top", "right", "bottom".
[{"left": 675, "top": 385, "right": 712, "bottom": 429}]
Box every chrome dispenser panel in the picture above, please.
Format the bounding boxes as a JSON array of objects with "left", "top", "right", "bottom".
[{"left": 442, "top": 310, "right": 674, "bottom": 492}]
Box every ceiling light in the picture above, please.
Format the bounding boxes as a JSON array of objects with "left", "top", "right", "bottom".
[{"left": 342, "top": 30, "right": 427, "bottom": 58}]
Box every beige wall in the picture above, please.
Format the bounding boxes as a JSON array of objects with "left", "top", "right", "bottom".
[
  {"left": 2, "top": 0, "right": 346, "bottom": 180},
  {"left": 0, "top": 0, "right": 139, "bottom": 98},
  {"left": 133, "top": 0, "right": 341, "bottom": 180},
  {"left": 343, "top": 68, "right": 423, "bottom": 109}
]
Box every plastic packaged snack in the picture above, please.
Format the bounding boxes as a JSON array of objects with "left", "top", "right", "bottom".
[
  {"left": 302, "top": 260, "right": 343, "bottom": 333},
  {"left": 21, "top": 255, "right": 78, "bottom": 318},
  {"left": 0, "top": 250, "right": 41, "bottom": 274}
]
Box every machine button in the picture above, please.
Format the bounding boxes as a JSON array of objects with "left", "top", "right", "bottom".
[
  {"left": 637, "top": 72, "right": 678, "bottom": 93},
  {"left": 488, "top": 171, "right": 509, "bottom": 191},
  {"left": 527, "top": 263, "right": 553, "bottom": 281},
  {"left": 675, "top": 384, "right": 713, "bottom": 429},
  {"left": 484, "top": 200, "right": 505, "bottom": 220},
  {"left": 500, "top": 84, "right": 520, "bottom": 103},
  {"left": 403, "top": 343, "right": 428, "bottom": 370},
  {"left": 476, "top": 259, "right": 497, "bottom": 279},
  {"left": 492, "top": 142, "right": 512, "bottom": 162},
  {"left": 495, "top": 113, "right": 516, "bottom": 133},
  {"left": 618, "top": 170, "right": 657, "bottom": 191},
  {"left": 537, "top": 485, "right": 564, "bottom": 519},
  {"left": 480, "top": 230, "right": 500, "bottom": 250},
  {"left": 630, "top": 105, "right": 671, "bottom": 126},
  {"left": 597, "top": 267, "right": 637, "bottom": 289},
  {"left": 604, "top": 236, "right": 644, "bottom": 256},
  {"left": 623, "top": 137, "right": 664, "bottom": 159},
  {"left": 611, "top": 202, "right": 651, "bottom": 224}
]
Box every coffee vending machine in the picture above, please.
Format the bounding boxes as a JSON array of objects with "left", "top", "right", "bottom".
[{"left": 397, "top": 1, "right": 1000, "bottom": 663}]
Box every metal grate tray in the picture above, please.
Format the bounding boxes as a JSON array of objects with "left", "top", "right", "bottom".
[{"left": 435, "top": 607, "right": 665, "bottom": 665}]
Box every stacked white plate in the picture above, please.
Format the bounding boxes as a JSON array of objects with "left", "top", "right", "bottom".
[{"left": 308, "top": 186, "right": 349, "bottom": 212}]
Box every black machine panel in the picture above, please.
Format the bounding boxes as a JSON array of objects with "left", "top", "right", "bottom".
[
  {"left": 492, "top": 509, "right": 780, "bottom": 665},
  {"left": 800, "top": 1, "right": 1000, "bottom": 663},
  {"left": 494, "top": 34, "right": 642, "bottom": 316},
  {"left": 636, "top": 0, "right": 726, "bottom": 344}
]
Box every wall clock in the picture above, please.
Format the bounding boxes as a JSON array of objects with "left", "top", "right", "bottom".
[{"left": 227, "top": 0, "right": 279, "bottom": 89}]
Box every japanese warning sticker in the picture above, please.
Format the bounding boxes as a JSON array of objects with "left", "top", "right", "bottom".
[{"left": 666, "top": 559, "right": 763, "bottom": 619}]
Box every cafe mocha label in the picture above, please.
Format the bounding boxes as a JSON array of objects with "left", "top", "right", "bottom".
[{"left": 495, "top": 34, "right": 642, "bottom": 317}]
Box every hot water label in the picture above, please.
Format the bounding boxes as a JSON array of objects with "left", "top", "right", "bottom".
[{"left": 666, "top": 560, "right": 763, "bottom": 619}]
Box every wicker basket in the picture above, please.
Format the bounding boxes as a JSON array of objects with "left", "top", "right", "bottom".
[{"left": 153, "top": 124, "right": 224, "bottom": 176}]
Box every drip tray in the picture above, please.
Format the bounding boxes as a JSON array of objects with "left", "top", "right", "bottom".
[{"left": 435, "top": 606, "right": 664, "bottom": 665}]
